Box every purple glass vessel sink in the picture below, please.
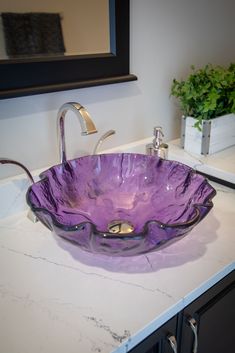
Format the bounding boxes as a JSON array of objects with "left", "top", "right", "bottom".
[{"left": 27, "top": 153, "right": 216, "bottom": 256}]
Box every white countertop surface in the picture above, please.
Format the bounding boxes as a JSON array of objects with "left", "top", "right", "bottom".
[
  {"left": 0, "top": 139, "right": 235, "bottom": 353},
  {"left": 169, "top": 139, "right": 235, "bottom": 185}
]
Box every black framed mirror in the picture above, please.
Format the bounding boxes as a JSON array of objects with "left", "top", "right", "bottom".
[{"left": 0, "top": 0, "right": 137, "bottom": 99}]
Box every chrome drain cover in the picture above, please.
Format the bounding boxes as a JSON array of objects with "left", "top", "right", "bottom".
[{"left": 108, "top": 220, "right": 134, "bottom": 235}]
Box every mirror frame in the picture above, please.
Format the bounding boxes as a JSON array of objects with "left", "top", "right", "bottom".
[{"left": 0, "top": 0, "right": 137, "bottom": 99}]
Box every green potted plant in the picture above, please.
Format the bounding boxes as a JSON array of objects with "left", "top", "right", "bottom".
[{"left": 171, "top": 63, "right": 235, "bottom": 155}]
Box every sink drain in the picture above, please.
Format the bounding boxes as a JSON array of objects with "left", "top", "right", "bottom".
[{"left": 108, "top": 220, "right": 134, "bottom": 235}]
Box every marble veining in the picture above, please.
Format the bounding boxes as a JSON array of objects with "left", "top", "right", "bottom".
[
  {"left": 0, "top": 240, "right": 177, "bottom": 300},
  {"left": 85, "top": 316, "right": 131, "bottom": 343}
]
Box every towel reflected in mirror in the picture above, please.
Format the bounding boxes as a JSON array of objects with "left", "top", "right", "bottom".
[{"left": 1, "top": 12, "right": 65, "bottom": 58}]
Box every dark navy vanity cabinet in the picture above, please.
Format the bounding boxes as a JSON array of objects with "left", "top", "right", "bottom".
[{"left": 130, "top": 270, "right": 235, "bottom": 353}]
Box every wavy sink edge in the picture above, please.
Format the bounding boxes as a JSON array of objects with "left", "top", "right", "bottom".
[{"left": 26, "top": 153, "right": 216, "bottom": 256}]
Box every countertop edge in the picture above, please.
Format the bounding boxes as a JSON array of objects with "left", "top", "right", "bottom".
[{"left": 120, "top": 262, "right": 235, "bottom": 352}]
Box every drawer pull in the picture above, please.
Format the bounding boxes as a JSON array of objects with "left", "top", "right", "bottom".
[
  {"left": 167, "top": 334, "right": 178, "bottom": 353},
  {"left": 188, "top": 317, "right": 198, "bottom": 353}
]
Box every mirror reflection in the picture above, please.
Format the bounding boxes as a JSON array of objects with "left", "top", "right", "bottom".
[{"left": 0, "top": 0, "right": 110, "bottom": 60}]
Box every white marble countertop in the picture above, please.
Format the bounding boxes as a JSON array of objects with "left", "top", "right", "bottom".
[
  {"left": 0, "top": 140, "right": 235, "bottom": 353},
  {"left": 169, "top": 139, "right": 235, "bottom": 185}
]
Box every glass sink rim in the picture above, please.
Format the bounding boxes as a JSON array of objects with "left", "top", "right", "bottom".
[{"left": 26, "top": 152, "right": 216, "bottom": 239}]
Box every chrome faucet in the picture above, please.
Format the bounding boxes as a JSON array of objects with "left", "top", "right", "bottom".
[
  {"left": 57, "top": 102, "right": 98, "bottom": 164},
  {"left": 93, "top": 129, "right": 116, "bottom": 154}
]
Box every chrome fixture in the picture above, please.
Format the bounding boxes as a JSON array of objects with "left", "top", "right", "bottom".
[
  {"left": 188, "top": 317, "right": 198, "bottom": 353},
  {"left": 146, "top": 126, "right": 168, "bottom": 159},
  {"left": 0, "top": 158, "right": 37, "bottom": 223},
  {"left": 93, "top": 129, "right": 116, "bottom": 154},
  {"left": 57, "top": 102, "right": 98, "bottom": 164},
  {"left": 167, "top": 334, "right": 178, "bottom": 353},
  {"left": 108, "top": 220, "right": 134, "bottom": 235}
]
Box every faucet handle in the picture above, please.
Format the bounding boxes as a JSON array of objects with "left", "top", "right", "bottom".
[{"left": 93, "top": 129, "right": 116, "bottom": 154}]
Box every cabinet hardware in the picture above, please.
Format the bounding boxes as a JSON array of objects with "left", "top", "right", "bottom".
[
  {"left": 167, "top": 334, "right": 178, "bottom": 353},
  {"left": 188, "top": 317, "right": 198, "bottom": 353}
]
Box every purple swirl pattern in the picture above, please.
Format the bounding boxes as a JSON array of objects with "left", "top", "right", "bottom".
[{"left": 27, "top": 153, "right": 216, "bottom": 256}]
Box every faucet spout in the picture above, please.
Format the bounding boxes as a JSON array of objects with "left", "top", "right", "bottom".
[{"left": 57, "top": 102, "right": 97, "bottom": 164}]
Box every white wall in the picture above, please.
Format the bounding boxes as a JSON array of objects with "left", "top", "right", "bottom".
[{"left": 1, "top": 0, "right": 235, "bottom": 179}]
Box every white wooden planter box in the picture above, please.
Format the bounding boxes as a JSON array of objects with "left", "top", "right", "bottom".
[{"left": 181, "top": 114, "right": 235, "bottom": 155}]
